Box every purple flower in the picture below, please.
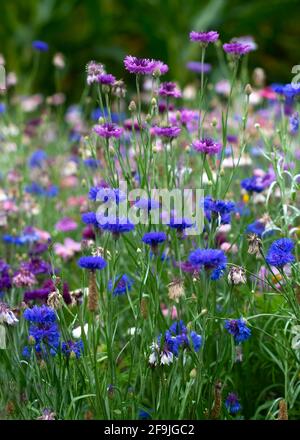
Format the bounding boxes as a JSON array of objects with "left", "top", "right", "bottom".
[
  {"left": 97, "top": 73, "right": 116, "bottom": 85},
  {"left": 32, "top": 40, "right": 49, "bottom": 52},
  {"left": 152, "top": 60, "right": 169, "bottom": 75},
  {"left": 77, "top": 256, "right": 107, "bottom": 271},
  {"left": 93, "top": 123, "right": 123, "bottom": 139},
  {"left": 192, "top": 138, "right": 221, "bottom": 155},
  {"left": 159, "top": 82, "right": 181, "bottom": 98},
  {"left": 241, "top": 174, "right": 274, "bottom": 193},
  {"left": 186, "top": 61, "right": 212, "bottom": 74},
  {"left": 152, "top": 125, "right": 181, "bottom": 139},
  {"left": 189, "top": 31, "right": 219, "bottom": 45},
  {"left": 223, "top": 42, "right": 251, "bottom": 56},
  {"left": 124, "top": 56, "right": 156, "bottom": 75}
]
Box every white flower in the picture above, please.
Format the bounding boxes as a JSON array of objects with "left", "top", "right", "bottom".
[
  {"left": 291, "top": 326, "right": 300, "bottom": 350},
  {"left": 160, "top": 350, "right": 174, "bottom": 366},
  {"left": 0, "top": 303, "right": 18, "bottom": 325}
]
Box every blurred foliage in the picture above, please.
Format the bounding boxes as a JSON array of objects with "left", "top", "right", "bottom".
[{"left": 1, "top": 0, "right": 300, "bottom": 100}]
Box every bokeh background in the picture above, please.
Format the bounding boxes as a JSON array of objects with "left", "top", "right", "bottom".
[{"left": 1, "top": 0, "right": 300, "bottom": 100}]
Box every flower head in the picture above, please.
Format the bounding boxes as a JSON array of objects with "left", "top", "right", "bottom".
[
  {"left": 93, "top": 123, "right": 123, "bottom": 139},
  {"left": 266, "top": 238, "right": 295, "bottom": 268},
  {"left": 224, "top": 318, "right": 251, "bottom": 343},
  {"left": 77, "top": 256, "right": 107, "bottom": 271},
  {"left": 159, "top": 82, "right": 181, "bottom": 98},
  {"left": 0, "top": 302, "right": 18, "bottom": 325},
  {"left": 152, "top": 125, "right": 181, "bottom": 139},
  {"left": 32, "top": 40, "right": 49, "bottom": 52},
  {"left": 189, "top": 248, "right": 227, "bottom": 280},
  {"left": 189, "top": 31, "right": 219, "bottom": 45},
  {"left": 142, "top": 232, "right": 167, "bottom": 246},
  {"left": 124, "top": 56, "right": 156, "bottom": 75},
  {"left": 97, "top": 73, "right": 116, "bottom": 85},
  {"left": 62, "top": 340, "right": 84, "bottom": 359},
  {"left": 108, "top": 274, "right": 133, "bottom": 296},
  {"left": 225, "top": 393, "right": 241, "bottom": 414},
  {"left": 223, "top": 42, "right": 251, "bottom": 56},
  {"left": 86, "top": 61, "right": 105, "bottom": 85},
  {"left": 192, "top": 138, "right": 221, "bottom": 155}
]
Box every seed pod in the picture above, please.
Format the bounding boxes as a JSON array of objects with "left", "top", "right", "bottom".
[
  {"left": 210, "top": 380, "right": 222, "bottom": 419},
  {"left": 278, "top": 399, "right": 288, "bottom": 420},
  {"left": 140, "top": 297, "right": 148, "bottom": 319},
  {"left": 88, "top": 270, "right": 99, "bottom": 312}
]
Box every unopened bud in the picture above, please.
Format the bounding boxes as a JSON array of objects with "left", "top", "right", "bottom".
[
  {"left": 190, "top": 368, "right": 197, "bottom": 378},
  {"left": 128, "top": 100, "right": 136, "bottom": 113},
  {"left": 245, "top": 84, "right": 253, "bottom": 95}
]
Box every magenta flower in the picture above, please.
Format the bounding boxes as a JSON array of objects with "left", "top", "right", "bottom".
[
  {"left": 159, "top": 82, "right": 181, "bottom": 98},
  {"left": 192, "top": 138, "right": 221, "bottom": 155},
  {"left": 93, "top": 123, "right": 123, "bottom": 139},
  {"left": 97, "top": 73, "right": 116, "bottom": 85},
  {"left": 55, "top": 217, "right": 78, "bottom": 232},
  {"left": 124, "top": 56, "right": 156, "bottom": 75},
  {"left": 223, "top": 42, "right": 252, "bottom": 56},
  {"left": 152, "top": 125, "right": 181, "bottom": 139},
  {"left": 189, "top": 31, "right": 219, "bottom": 45},
  {"left": 152, "top": 60, "right": 169, "bottom": 75}
]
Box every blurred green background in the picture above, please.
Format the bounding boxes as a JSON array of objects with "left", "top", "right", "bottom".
[{"left": 1, "top": 0, "right": 300, "bottom": 100}]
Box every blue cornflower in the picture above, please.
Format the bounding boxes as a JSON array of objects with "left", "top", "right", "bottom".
[
  {"left": 290, "top": 112, "right": 299, "bottom": 133},
  {"left": 189, "top": 248, "right": 227, "bottom": 280},
  {"left": 138, "top": 408, "right": 153, "bottom": 420},
  {"left": 225, "top": 392, "right": 242, "bottom": 414},
  {"left": 241, "top": 176, "right": 265, "bottom": 193},
  {"left": 108, "top": 274, "right": 133, "bottom": 296},
  {"left": 265, "top": 238, "right": 295, "bottom": 268},
  {"left": 83, "top": 158, "right": 101, "bottom": 169},
  {"left": 190, "top": 331, "right": 202, "bottom": 352},
  {"left": 89, "top": 186, "right": 125, "bottom": 204},
  {"left": 204, "top": 196, "right": 235, "bottom": 224},
  {"left": 23, "top": 305, "right": 60, "bottom": 356},
  {"left": 77, "top": 256, "right": 107, "bottom": 271},
  {"left": 25, "top": 182, "right": 58, "bottom": 197},
  {"left": 168, "top": 217, "right": 194, "bottom": 231},
  {"left": 0, "top": 103, "right": 6, "bottom": 113},
  {"left": 142, "top": 232, "right": 167, "bottom": 246},
  {"left": 100, "top": 217, "right": 135, "bottom": 236},
  {"left": 62, "top": 340, "right": 84, "bottom": 359},
  {"left": 32, "top": 40, "right": 49, "bottom": 52},
  {"left": 224, "top": 318, "right": 251, "bottom": 343},
  {"left": 81, "top": 212, "right": 98, "bottom": 226},
  {"left": 28, "top": 150, "right": 47, "bottom": 168},
  {"left": 246, "top": 220, "right": 265, "bottom": 237}
]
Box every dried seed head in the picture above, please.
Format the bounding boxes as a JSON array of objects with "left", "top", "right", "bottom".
[
  {"left": 112, "top": 80, "right": 126, "bottom": 98},
  {"left": 47, "top": 289, "right": 63, "bottom": 310},
  {"left": 128, "top": 100, "right": 137, "bottom": 113},
  {"left": 168, "top": 278, "right": 185, "bottom": 302},
  {"left": 228, "top": 266, "right": 247, "bottom": 285},
  {"left": 88, "top": 271, "right": 99, "bottom": 312},
  {"left": 247, "top": 233, "right": 262, "bottom": 257},
  {"left": 278, "top": 399, "right": 288, "bottom": 420}
]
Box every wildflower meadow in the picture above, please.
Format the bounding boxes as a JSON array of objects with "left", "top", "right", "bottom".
[{"left": 0, "top": 20, "right": 300, "bottom": 423}]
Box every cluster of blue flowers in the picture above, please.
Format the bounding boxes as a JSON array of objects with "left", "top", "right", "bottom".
[
  {"left": 159, "top": 321, "right": 202, "bottom": 356},
  {"left": 23, "top": 305, "right": 60, "bottom": 357},
  {"left": 108, "top": 274, "right": 133, "bottom": 296},
  {"left": 204, "top": 196, "right": 235, "bottom": 224}
]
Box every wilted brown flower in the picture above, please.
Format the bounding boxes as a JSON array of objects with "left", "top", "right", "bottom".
[
  {"left": 278, "top": 399, "right": 288, "bottom": 420},
  {"left": 228, "top": 266, "right": 247, "bottom": 285},
  {"left": 247, "top": 233, "right": 262, "bottom": 257},
  {"left": 168, "top": 278, "right": 185, "bottom": 302},
  {"left": 210, "top": 381, "right": 222, "bottom": 419},
  {"left": 88, "top": 271, "right": 99, "bottom": 312}
]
